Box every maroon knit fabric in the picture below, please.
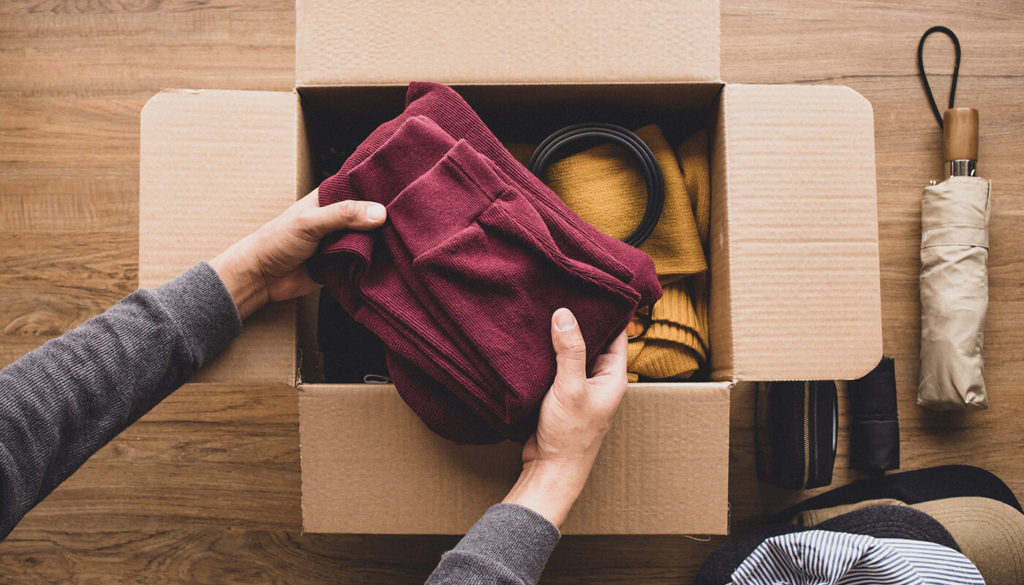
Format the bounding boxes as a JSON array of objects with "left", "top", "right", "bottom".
[{"left": 312, "top": 82, "right": 661, "bottom": 444}]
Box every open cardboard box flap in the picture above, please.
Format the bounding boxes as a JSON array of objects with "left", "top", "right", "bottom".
[
  {"left": 139, "top": 89, "right": 302, "bottom": 385},
  {"left": 712, "top": 84, "right": 881, "bottom": 381},
  {"left": 137, "top": 0, "right": 881, "bottom": 537}
]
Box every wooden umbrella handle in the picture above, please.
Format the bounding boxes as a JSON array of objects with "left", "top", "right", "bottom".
[{"left": 943, "top": 107, "right": 979, "bottom": 162}]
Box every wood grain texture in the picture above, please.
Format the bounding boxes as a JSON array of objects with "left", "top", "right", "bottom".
[{"left": 1, "top": 0, "right": 1023, "bottom": 583}]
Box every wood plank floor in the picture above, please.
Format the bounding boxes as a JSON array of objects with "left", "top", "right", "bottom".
[{"left": 1, "top": 1, "right": 1023, "bottom": 582}]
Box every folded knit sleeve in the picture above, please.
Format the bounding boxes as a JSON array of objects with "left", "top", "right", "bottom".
[
  {"left": 0, "top": 262, "right": 242, "bottom": 540},
  {"left": 425, "top": 504, "right": 561, "bottom": 585}
]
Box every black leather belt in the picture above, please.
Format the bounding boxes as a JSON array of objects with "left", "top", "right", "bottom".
[{"left": 526, "top": 123, "right": 665, "bottom": 248}]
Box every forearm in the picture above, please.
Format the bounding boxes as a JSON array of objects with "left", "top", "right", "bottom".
[
  {"left": 502, "top": 462, "right": 588, "bottom": 529},
  {"left": 426, "top": 312, "right": 624, "bottom": 583},
  {"left": 426, "top": 504, "right": 560, "bottom": 585},
  {"left": 0, "top": 262, "right": 242, "bottom": 539},
  {"left": 424, "top": 462, "right": 588, "bottom": 584}
]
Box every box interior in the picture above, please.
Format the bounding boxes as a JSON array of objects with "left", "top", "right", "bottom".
[{"left": 294, "top": 82, "right": 724, "bottom": 384}]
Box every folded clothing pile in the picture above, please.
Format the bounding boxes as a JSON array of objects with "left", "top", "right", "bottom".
[
  {"left": 310, "top": 82, "right": 662, "bottom": 445},
  {"left": 534, "top": 125, "right": 711, "bottom": 380}
]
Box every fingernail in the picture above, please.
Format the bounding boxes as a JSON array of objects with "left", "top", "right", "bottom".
[
  {"left": 365, "top": 203, "right": 386, "bottom": 222},
  {"left": 554, "top": 308, "right": 576, "bottom": 331}
]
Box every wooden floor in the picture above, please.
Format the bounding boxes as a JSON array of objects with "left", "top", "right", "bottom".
[{"left": 2, "top": 1, "right": 1023, "bottom": 582}]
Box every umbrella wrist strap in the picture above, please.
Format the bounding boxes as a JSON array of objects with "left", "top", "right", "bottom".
[{"left": 917, "top": 26, "right": 962, "bottom": 130}]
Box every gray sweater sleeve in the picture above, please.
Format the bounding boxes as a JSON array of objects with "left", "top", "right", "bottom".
[
  {"left": 0, "top": 262, "right": 242, "bottom": 539},
  {"left": 426, "top": 504, "right": 561, "bottom": 585},
  {"left": 0, "top": 260, "right": 559, "bottom": 583}
]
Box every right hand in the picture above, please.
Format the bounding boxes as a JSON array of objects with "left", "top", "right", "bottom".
[{"left": 502, "top": 308, "right": 628, "bottom": 527}]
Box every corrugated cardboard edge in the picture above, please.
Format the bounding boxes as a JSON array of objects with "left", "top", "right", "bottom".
[
  {"left": 299, "top": 382, "right": 731, "bottom": 535},
  {"left": 714, "top": 84, "right": 883, "bottom": 382},
  {"left": 295, "top": 0, "right": 720, "bottom": 86},
  {"left": 139, "top": 89, "right": 302, "bottom": 384},
  {"left": 709, "top": 98, "right": 735, "bottom": 382}
]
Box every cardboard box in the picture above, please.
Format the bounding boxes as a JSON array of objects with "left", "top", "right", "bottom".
[{"left": 138, "top": 0, "right": 882, "bottom": 535}]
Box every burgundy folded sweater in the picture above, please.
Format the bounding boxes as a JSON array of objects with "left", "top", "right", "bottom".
[{"left": 312, "top": 82, "right": 661, "bottom": 444}]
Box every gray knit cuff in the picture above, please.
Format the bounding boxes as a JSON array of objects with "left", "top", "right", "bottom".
[
  {"left": 153, "top": 262, "right": 243, "bottom": 369},
  {"left": 455, "top": 503, "right": 561, "bottom": 583}
]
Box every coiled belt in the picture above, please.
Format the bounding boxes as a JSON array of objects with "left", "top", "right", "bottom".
[{"left": 527, "top": 122, "right": 665, "bottom": 248}]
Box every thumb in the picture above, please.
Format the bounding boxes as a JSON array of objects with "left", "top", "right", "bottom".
[
  {"left": 301, "top": 199, "right": 387, "bottom": 240},
  {"left": 551, "top": 308, "right": 587, "bottom": 386}
]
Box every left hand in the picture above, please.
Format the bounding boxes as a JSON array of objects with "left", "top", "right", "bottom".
[{"left": 209, "top": 189, "right": 387, "bottom": 319}]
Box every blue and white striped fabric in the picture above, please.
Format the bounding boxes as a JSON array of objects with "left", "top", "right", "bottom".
[{"left": 728, "top": 530, "right": 985, "bottom": 585}]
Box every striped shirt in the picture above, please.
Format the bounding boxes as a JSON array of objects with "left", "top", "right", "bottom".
[{"left": 729, "top": 530, "right": 985, "bottom": 585}]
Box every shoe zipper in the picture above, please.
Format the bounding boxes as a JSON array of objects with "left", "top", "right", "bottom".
[{"left": 803, "top": 380, "right": 811, "bottom": 488}]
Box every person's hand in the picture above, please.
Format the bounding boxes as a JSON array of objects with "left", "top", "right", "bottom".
[
  {"left": 209, "top": 189, "right": 386, "bottom": 319},
  {"left": 502, "top": 308, "right": 628, "bottom": 528}
]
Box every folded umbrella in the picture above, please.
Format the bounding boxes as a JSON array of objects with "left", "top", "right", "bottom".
[{"left": 917, "top": 27, "right": 992, "bottom": 410}]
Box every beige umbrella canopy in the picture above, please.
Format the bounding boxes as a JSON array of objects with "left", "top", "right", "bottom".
[{"left": 917, "top": 27, "right": 991, "bottom": 410}]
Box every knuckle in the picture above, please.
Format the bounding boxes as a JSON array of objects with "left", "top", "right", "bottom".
[
  {"left": 562, "top": 338, "right": 586, "bottom": 356},
  {"left": 336, "top": 199, "right": 359, "bottom": 220}
]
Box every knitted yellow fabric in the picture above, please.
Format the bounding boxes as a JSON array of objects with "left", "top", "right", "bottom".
[
  {"left": 626, "top": 130, "right": 711, "bottom": 380},
  {"left": 513, "top": 126, "right": 711, "bottom": 380},
  {"left": 679, "top": 129, "right": 711, "bottom": 372},
  {"left": 626, "top": 278, "right": 706, "bottom": 380}
]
